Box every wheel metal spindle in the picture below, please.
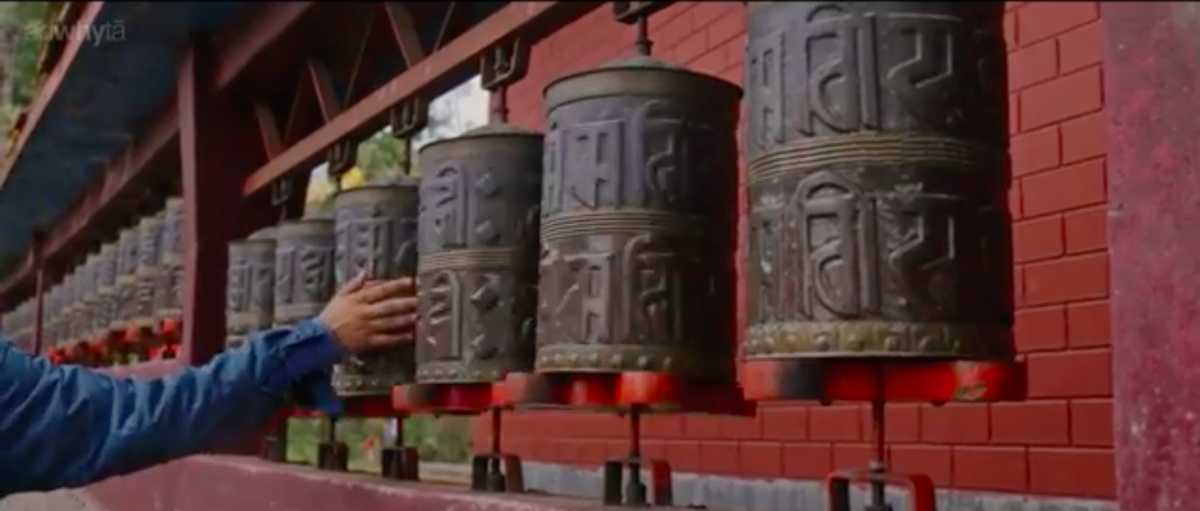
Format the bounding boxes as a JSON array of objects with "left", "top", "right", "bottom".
[
  {"left": 626, "top": 404, "right": 647, "bottom": 506},
  {"left": 868, "top": 367, "right": 890, "bottom": 511},
  {"left": 487, "top": 407, "right": 506, "bottom": 491}
]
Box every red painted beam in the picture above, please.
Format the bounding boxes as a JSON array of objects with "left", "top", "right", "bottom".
[
  {"left": 242, "top": 1, "right": 602, "bottom": 197},
  {"left": 0, "top": 2, "right": 102, "bottom": 187}
]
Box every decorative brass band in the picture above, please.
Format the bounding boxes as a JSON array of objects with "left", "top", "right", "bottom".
[
  {"left": 535, "top": 344, "right": 696, "bottom": 374},
  {"left": 540, "top": 208, "right": 702, "bottom": 242},
  {"left": 743, "top": 321, "right": 1012, "bottom": 360},
  {"left": 747, "top": 134, "right": 994, "bottom": 185},
  {"left": 416, "top": 247, "right": 520, "bottom": 274},
  {"left": 416, "top": 359, "right": 515, "bottom": 384}
]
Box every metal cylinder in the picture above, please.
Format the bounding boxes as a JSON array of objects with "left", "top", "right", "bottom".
[
  {"left": 156, "top": 197, "right": 185, "bottom": 321},
  {"left": 93, "top": 243, "right": 118, "bottom": 338},
  {"left": 273, "top": 218, "right": 335, "bottom": 327},
  {"left": 131, "top": 212, "right": 164, "bottom": 328},
  {"left": 743, "top": 2, "right": 1012, "bottom": 360},
  {"left": 416, "top": 125, "right": 542, "bottom": 384},
  {"left": 45, "top": 284, "right": 61, "bottom": 348},
  {"left": 77, "top": 252, "right": 98, "bottom": 346},
  {"left": 330, "top": 183, "right": 419, "bottom": 395},
  {"left": 110, "top": 227, "right": 140, "bottom": 330},
  {"left": 226, "top": 228, "right": 276, "bottom": 348},
  {"left": 536, "top": 55, "right": 742, "bottom": 379}
]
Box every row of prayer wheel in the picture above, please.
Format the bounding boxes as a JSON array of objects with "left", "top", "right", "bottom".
[
  {"left": 1, "top": 298, "right": 34, "bottom": 352},
  {"left": 224, "top": 2, "right": 1013, "bottom": 397},
  {"left": 29, "top": 198, "right": 186, "bottom": 355}
]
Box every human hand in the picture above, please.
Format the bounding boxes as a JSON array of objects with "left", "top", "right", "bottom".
[{"left": 317, "top": 271, "right": 417, "bottom": 353}]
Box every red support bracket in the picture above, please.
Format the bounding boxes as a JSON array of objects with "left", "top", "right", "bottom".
[{"left": 391, "top": 382, "right": 510, "bottom": 415}]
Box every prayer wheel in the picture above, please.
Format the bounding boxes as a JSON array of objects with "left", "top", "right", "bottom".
[
  {"left": 226, "top": 228, "right": 276, "bottom": 348},
  {"left": 131, "top": 212, "right": 164, "bottom": 329},
  {"left": 156, "top": 197, "right": 185, "bottom": 321},
  {"left": 93, "top": 243, "right": 119, "bottom": 339},
  {"left": 273, "top": 218, "right": 335, "bottom": 327},
  {"left": 74, "top": 253, "right": 97, "bottom": 347},
  {"left": 535, "top": 55, "right": 742, "bottom": 379},
  {"left": 416, "top": 124, "right": 542, "bottom": 384},
  {"left": 743, "top": 2, "right": 1013, "bottom": 360},
  {"left": 110, "top": 227, "right": 139, "bottom": 331},
  {"left": 331, "top": 182, "right": 419, "bottom": 395}
]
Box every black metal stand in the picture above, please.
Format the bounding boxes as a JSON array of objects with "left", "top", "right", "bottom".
[
  {"left": 381, "top": 415, "right": 419, "bottom": 480},
  {"left": 317, "top": 415, "right": 349, "bottom": 471},
  {"left": 469, "top": 407, "right": 524, "bottom": 493}
]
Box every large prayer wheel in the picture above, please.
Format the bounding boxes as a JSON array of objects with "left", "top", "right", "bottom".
[
  {"left": 131, "top": 212, "right": 164, "bottom": 328},
  {"left": 535, "top": 55, "right": 742, "bottom": 379},
  {"left": 93, "top": 243, "right": 118, "bottom": 338},
  {"left": 156, "top": 197, "right": 185, "bottom": 321},
  {"left": 743, "top": 2, "right": 1012, "bottom": 360},
  {"left": 273, "top": 218, "right": 335, "bottom": 327},
  {"left": 331, "top": 182, "right": 419, "bottom": 395},
  {"left": 110, "top": 227, "right": 140, "bottom": 331},
  {"left": 416, "top": 125, "right": 542, "bottom": 384},
  {"left": 226, "top": 229, "right": 276, "bottom": 348}
]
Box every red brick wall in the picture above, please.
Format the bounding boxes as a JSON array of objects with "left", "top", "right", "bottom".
[{"left": 478, "top": 1, "right": 1115, "bottom": 500}]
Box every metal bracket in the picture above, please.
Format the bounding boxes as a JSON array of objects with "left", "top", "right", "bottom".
[
  {"left": 613, "top": 2, "right": 670, "bottom": 24},
  {"left": 326, "top": 139, "right": 357, "bottom": 181},
  {"left": 479, "top": 38, "right": 529, "bottom": 92},
  {"left": 390, "top": 97, "right": 428, "bottom": 139},
  {"left": 270, "top": 177, "right": 294, "bottom": 210},
  {"left": 826, "top": 469, "right": 936, "bottom": 511}
]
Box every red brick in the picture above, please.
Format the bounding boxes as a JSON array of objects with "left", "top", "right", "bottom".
[
  {"left": 704, "top": 3, "right": 744, "bottom": 46},
  {"left": 643, "top": 415, "right": 684, "bottom": 438},
  {"left": 739, "top": 441, "right": 783, "bottom": 479},
  {"left": 1006, "top": 2, "right": 1024, "bottom": 12},
  {"left": 1018, "top": 2, "right": 1098, "bottom": 46},
  {"left": 890, "top": 445, "right": 952, "bottom": 486},
  {"left": 1058, "top": 22, "right": 1103, "bottom": 72},
  {"left": 1009, "top": 93, "right": 1020, "bottom": 135},
  {"left": 1008, "top": 183, "right": 1022, "bottom": 220},
  {"left": 762, "top": 404, "right": 808, "bottom": 441},
  {"left": 1020, "top": 67, "right": 1102, "bottom": 131},
  {"left": 1009, "top": 39, "right": 1058, "bottom": 91},
  {"left": 991, "top": 401, "right": 1070, "bottom": 445},
  {"left": 1028, "top": 349, "right": 1112, "bottom": 398},
  {"left": 1024, "top": 253, "right": 1109, "bottom": 305},
  {"left": 1014, "top": 305, "right": 1067, "bottom": 352},
  {"left": 651, "top": 1, "right": 692, "bottom": 26},
  {"left": 1014, "top": 266, "right": 1026, "bottom": 308},
  {"left": 685, "top": 415, "right": 721, "bottom": 439},
  {"left": 954, "top": 446, "right": 1028, "bottom": 492},
  {"left": 1071, "top": 399, "right": 1114, "bottom": 446},
  {"left": 1011, "top": 125, "right": 1060, "bottom": 177},
  {"left": 1067, "top": 300, "right": 1111, "bottom": 348},
  {"left": 577, "top": 439, "right": 611, "bottom": 466},
  {"left": 1013, "top": 215, "right": 1064, "bottom": 262},
  {"left": 652, "top": 5, "right": 694, "bottom": 45},
  {"left": 663, "top": 440, "right": 701, "bottom": 472},
  {"left": 673, "top": 29, "right": 709, "bottom": 65},
  {"left": 1029, "top": 448, "right": 1116, "bottom": 498},
  {"left": 1064, "top": 206, "right": 1107, "bottom": 253},
  {"left": 693, "top": 47, "right": 726, "bottom": 76},
  {"left": 783, "top": 443, "right": 832, "bottom": 479},
  {"left": 642, "top": 440, "right": 666, "bottom": 462},
  {"left": 700, "top": 441, "right": 740, "bottom": 475},
  {"left": 921, "top": 404, "right": 989, "bottom": 444},
  {"left": 1004, "top": 12, "right": 1017, "bottom": 51},
  {"left": 833, "top": 444, "right": 874, "bottom": 470},
  {"left": 1060, "top": 112, "right": 1106, "bottom": 163},
  {"left": 861, "top": 404, "right": 919, "bottom": 443},
  {"left": 719, "top": 414, "right": 763, "bottom": 440},
  {"left": 810, "top": 405, "right": 861, "bottom": 441},
  {"left": 1022, "top": 158, "right": 1105, "bottom": 217}
]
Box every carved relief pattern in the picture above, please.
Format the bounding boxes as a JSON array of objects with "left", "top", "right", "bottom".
[
  {"left": 744, "top": 2, "right": 1011, "bottom": 359},
  {"left": 273, "top": 221, "right": 335, "bottom": 326},
  {"left": 537, "top": 87, "right": 739, "bottom": 377},
  {"left": 331, "top": 185, "right": 419, "bottom": 395},
  {"left": 415, "top": 135, "right": 541, "bottom": 383},
  {"left": 225, "top": 241, "right": 275, "bottom": 344}
]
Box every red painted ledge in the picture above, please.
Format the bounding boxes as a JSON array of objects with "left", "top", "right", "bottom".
[{"left": 84, "top": 455, "right": 639, "bottom": 511}]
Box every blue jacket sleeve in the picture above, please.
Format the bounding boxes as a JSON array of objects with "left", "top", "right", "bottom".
[{"left": 0, "top": 319, "right": 347, "bottom": 496}]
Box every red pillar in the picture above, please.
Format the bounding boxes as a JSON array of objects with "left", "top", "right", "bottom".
[{"left": 1104, "top": 3, "right": 1200, "bottom": 508}]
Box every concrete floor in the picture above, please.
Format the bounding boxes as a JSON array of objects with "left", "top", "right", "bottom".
[{"left": 0, "top": 491, "right": 99, "bottom": 511}]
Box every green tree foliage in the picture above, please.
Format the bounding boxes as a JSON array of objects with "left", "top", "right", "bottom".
[{"left": 0, "top": 1, "right": 52, "bottom": 144}]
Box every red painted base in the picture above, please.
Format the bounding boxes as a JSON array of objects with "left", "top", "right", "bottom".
[
  {"left": 742, "top": 359, "right": 1025, "bottom": 403},
  {"left": 392, "top": 382, "right": 511, "bottom": 415},
  {"left": 502, "top": 371, "right": 755, "bottom": 415}
]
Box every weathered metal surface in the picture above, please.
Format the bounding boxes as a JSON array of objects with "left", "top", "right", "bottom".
[
  {"left": 416, "top": 126, "right": 542, "bottom": 384},
  {"left": 743, "top": 2, "right": 1012, "bottom": 360},
  {"left": 110, "top": 227, "right": 140, "bottom": 331},
  {"left": 130, "top": 213, "right": 164, "bottom": 328},
  {"left": 92, "top": 243, "right": 118, "bottom": 338},
  {"left": 273, "top": 218, "right": 335, "bottom": 327},
  {"left": 75, "top": 252, "right": 98, "bottom": 345},
  {"left": 225, "top": 229, "right": 276, "bottom": 348},
  {"left": 156, "top": 197, "right": 186, "bottom": 320},
  {"left": 330, "top": 183, "right": 419, "bottom": 395},
  {"left": 44, "top": 283, "right": 61, "bottom": 349},
  {"left": 536, "top": 55, "right": 741, "bottom": 379}
]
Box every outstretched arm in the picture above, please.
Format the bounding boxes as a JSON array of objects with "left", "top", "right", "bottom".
[{"left": 0, "top": 319, "right": 344, "bottom": 494}]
